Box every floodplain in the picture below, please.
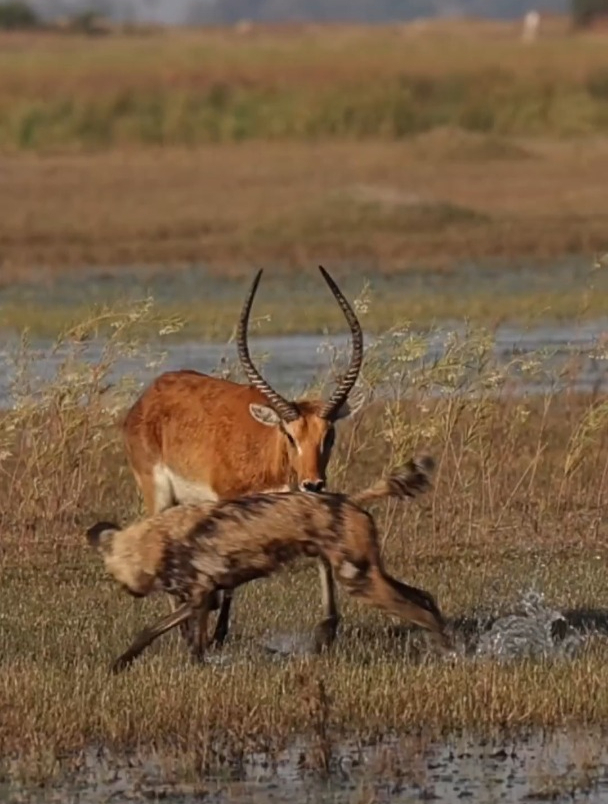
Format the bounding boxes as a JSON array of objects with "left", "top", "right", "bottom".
[{"left": 2, "top": 14, "right": 608, "bottom": 803}]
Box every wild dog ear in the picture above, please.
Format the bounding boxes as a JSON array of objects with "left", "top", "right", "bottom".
[
  {"left": 86, "top": 521, "right": 119, "bottom": 549},
  {"left": 249, "top": 403, "right": 282, "bottom": 427}
]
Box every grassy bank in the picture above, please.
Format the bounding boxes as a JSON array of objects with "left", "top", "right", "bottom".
[
  {"left": 2, "top": 302, "right": 608, "bottom": 785},
  {"left": 2, "top": 20, "right": 608, "bottom": 149},
  {"left": 3, "top": 276, "right": 608, "bottom": 341}
]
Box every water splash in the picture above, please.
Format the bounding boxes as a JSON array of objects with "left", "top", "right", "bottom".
[
  {"left": 474, "top": 590, "right": 586, "bottom": 662},
  {"left": 263, "top": 631, "right": 318, "bottom": 657}
]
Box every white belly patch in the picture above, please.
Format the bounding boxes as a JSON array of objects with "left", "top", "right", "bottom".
[{"left": 153, "top": 464, "right": 219, "bottom": 508}]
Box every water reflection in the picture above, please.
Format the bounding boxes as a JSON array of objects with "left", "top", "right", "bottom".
[{"left": 6, "top": 724, "right": 608, "bottom": 803}]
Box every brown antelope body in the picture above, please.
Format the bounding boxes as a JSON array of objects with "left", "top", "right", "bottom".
[
  {"left": 86, "top": 456, "right": 451, "bottom": 674},
  {"left": 122, "top": 266, "right": 364, "bottom": 648}
]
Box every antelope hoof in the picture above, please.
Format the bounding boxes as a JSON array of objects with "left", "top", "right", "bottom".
[
  {"left": 211, "top": 631, "right": 228, "bottom": 650},
  {"left": 313, "top": 616, "right": 339, "bottom": 653}
]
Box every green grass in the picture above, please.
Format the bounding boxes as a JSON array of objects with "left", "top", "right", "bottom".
[
  {"left": 2, "top": 24, "right": 608, "bottom": 150},
  {"left": 2, "top": 283, "right": 608, "bottom": 340}
]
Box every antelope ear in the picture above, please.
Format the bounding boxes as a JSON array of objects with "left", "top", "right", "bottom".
[
  {"left": 333, "top": 388, "right": 366, "bottom": 420},
  {"left": 249, "top": 403, "right": 282, "bottom": 427}
]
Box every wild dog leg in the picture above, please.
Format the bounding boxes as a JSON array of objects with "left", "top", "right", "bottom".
[
  {"left": 313, "top": 557, "right": 340, "bottom": 653},
  {"left": 111, "top": 602, "right": 194, "bottom": 675},
  {"left": 336, "top": 561, "right": 452, "bottom": 653},
  {"left": 188, "top": 594, "right": 212, "bottom": 663},
  {"left": 374, "top": 572, "right": 453, "bottom": 653}
]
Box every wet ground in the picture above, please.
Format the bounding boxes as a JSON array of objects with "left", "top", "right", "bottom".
[
  {"left": 5, "top": 253, "right": 608, "bottom": 306},
  {"left": 1, "top": 256, "right": 601, "bottom": 309},
  {"left": 3, "top": 259, "right": 608, "bottom": 800},
  {"left": 4, "top": 594, "right": 608, "bottom": 803}
]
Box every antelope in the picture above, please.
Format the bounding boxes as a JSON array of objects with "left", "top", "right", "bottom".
[
  {"left": 122, "top": 266, "right": 365, "bottom": 650},
  {"left": 86, "top": 456, "right": 451, "bottom": 674}
]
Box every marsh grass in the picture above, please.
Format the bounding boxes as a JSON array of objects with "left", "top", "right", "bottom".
[
  {"left": 2, "top": 294, "right": 608, "bottom": 785},
  {"left": 6, "top": 286, "right": 608, "bottom": 341}
]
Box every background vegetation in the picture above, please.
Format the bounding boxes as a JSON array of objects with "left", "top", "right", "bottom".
[
  {"left": 1, "top": 19, "right": 608, "bottom": 333},
  {"left": 1, "top": 20, "right": 608, "bottom": 150},
  {"left": 1, "top": 0, "right": 573, "bottom": 28},
  {"left": 572, "top": 0, "right": 608, "bottom": 26}
]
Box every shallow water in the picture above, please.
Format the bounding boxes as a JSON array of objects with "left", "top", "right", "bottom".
[
  {"left": 1, "top": 317, "right": 607, "bottom": 407},
  {"left": 7, "top": 727, "right": 608, "bottom": 803},
  {"left": 2, "top": 256, "right": 607, "bottom": 405}
]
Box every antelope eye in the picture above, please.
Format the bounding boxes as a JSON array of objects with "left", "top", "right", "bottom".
[{"left": 285, "top": 431, "right": 296, "bottom": 448}]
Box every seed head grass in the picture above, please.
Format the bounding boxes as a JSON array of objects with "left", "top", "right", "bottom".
[{"left": 2, "top": 298, "right": 608, "bottom": 785}]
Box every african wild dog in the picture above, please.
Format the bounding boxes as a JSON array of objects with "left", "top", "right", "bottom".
[{"left": 87, "top": 455, "right": 451, "bottom": 674}]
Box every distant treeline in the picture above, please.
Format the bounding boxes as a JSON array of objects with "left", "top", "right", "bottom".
[
  {"left": 0, "top": 0, "right": 579, "bottom": 28},
  {"left": 188, "top": 0, "right": 566, "bottom": 24},
  {"left": 1, "top": 0, "right": 607, "bottom": 30}
]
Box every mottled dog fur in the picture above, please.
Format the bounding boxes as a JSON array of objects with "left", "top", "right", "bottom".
[{"left": 87, "top": 455, "right": 451, "bottom": 674}]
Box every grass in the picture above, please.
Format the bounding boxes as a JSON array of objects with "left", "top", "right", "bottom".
[
  {"left": 1, "top": 19, "right": 608, "bottom": 308},
  {"left": 4, "top": 279, "right": 608, "bottom": 341},
  {"left": 1, "top": 136, "right": 608, "bottom": 291},
  {"left": 2, "top": 299, "right": 608, "bottom": 788},
  {"left": 3, "top": 17, "right": 608, "bottom": 790},
  {"left": 2, "top": 19, "right": 608, "bottom": 149}
]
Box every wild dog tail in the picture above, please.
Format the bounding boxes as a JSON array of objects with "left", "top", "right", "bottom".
[
  {"left": 86, "top": 520, "right": 120, "bottom": 552},
  {"left": 351, "top": 455, "right": 435, "bottom": 508}
]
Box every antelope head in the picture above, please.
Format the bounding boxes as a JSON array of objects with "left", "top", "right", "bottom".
[{"left": 238, "top": 265, "right": 364, "bottom": 493}]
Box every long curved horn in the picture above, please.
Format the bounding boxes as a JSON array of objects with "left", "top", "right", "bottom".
[
  {"left": 318, "top": 265, "right": 364, "bottom": 420},
  {"left": 237, "top": 269, "right": 300, "bottom": 423}
]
